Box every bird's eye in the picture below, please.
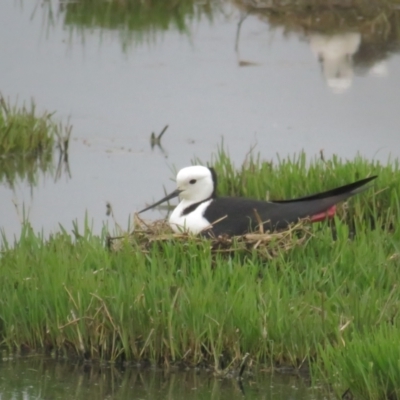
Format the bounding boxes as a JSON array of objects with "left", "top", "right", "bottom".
[{"left": 189, "top": 179, "right": 197, "bottom": 184}]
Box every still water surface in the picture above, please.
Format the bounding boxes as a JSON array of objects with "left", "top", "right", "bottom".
[
  {"left": 0, "top": 357, "right": 328, "bottom": 400},
  {"left": 1, "top": 0, "right": 400, "bottom": 239}
]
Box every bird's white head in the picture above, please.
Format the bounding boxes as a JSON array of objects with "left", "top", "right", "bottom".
[
  {"left": 176, "top": 166, "right": 215, "bottom": 204},
  {"left": 138, "top": 165, "right": 216, "bottom": 216}
]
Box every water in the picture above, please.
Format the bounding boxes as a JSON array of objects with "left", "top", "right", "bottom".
[
  {"left": 1, "top": 1, "right": 400, "bottom": 239},
  {"left": 0, "top": 357, "right": 328, "bottom": 400}
]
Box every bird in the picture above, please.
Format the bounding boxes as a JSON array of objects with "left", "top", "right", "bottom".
[{"left": 138, "top": 166, "right": 377, "bottom": 237}]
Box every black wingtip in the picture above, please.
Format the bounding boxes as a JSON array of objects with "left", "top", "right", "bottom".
[
  {"left": 356, "top": 175, "right": 378, "bottom": 184},
  {"left": 274, "top": 175, "right": 378, "bottom": 204},
  {"left": 315, "top": 175, "right": 378, "bottom": 199},
  {"left": 348, "top": 175, "right": 377, "bottom": 195}
]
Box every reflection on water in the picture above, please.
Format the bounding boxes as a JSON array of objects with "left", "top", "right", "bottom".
[
  {"left": 0, "top": 357, "right": 329, "bottom": 400},
  {"left": 0, "top": 147, "right": 70, "bottom": 192},
  {"left": 49, "top": 0, "right": 400, "bottom": 84},
  {"left": 48, "top": 0, "right": 218, "bottom": 50},
  {"left": 309, "top": 32, "right": 361, "bottom": 93},
  {"left": 0, "top": 148, "right": 53, "bottom": 190},
  {"left": 237, "top": 0, "right": 400, "bottom": 92}
]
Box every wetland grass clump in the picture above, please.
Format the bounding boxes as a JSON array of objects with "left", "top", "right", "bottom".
[
  {"left": 1, "top": 152, "right": 400, "bottom": 399},
  {"left": 0, "top": 95, "right": 71, "bottom": 187},
  {"left": 0, "top": 96, "right": 55, "bottom": 155}
]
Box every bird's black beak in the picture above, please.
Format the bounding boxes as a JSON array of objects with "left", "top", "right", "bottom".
[{"left": 138, "top": 189, "right": 182, "bottom": 213}]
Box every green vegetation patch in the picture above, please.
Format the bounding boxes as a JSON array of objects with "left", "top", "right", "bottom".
[
  {"left": 0, "top": 96, "right": 56, "bottom": 155},
  {"left": 0, "top": 96, "right": 71, "bottom": 187},
  {"left": 1, "top": 151, "right": 400, "bottom": 399},
  {"left": 318, "top": 324, "right": 400, "bottom": 399}
]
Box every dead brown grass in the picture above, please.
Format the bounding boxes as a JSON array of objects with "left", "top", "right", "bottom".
[{"left": 107, "top": 214, "right": 313, "bottom": 260}]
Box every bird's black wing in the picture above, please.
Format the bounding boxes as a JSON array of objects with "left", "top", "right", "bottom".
[{"left": 202, "top": 176, "right": 376, "bottom": 236}]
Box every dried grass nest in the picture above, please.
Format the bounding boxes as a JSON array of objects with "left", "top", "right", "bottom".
[{"left": 107, "top": 214, "right": 313, "bottom": 259}]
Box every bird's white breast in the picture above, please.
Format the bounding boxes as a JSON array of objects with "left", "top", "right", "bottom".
[{"left": 169, "top": 199, "right": 213, "bottom": 234}]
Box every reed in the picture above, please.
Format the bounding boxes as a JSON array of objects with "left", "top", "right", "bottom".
[{"left": 1, "top": 151, "right": 400, "bottom": 399}]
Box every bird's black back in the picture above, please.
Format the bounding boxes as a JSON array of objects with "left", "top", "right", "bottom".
[{"left": 201, "top": 176, "right": 376, "bottom": 236}]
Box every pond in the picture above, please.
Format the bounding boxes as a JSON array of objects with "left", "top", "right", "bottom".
[
  {"left": 1, "top": 0, "right": 400, "bottom": 239},
  {"left": 0, "top": 357, "right": 329, "bottom": 400}
]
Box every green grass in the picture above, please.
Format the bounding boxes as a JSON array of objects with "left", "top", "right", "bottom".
[
  {"left": 318, "top": 324, "right": 400, "bottom": 400},
  {"left": 0, "top": 96, "right": 55, "bottom": 155},
  {"left": 0, "top": 95, "right": 71, "bottom": 187},
  {"left": 1, "top": 150, "right": 400, "bottom": 399}
]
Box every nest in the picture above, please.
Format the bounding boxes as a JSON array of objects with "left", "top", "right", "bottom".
[{"left": 107, "top": 214, "right": 313, "bottom": 259}]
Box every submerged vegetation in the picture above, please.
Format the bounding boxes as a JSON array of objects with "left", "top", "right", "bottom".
[
  {"left": 0, "top": 95, "right": 71, "bottom": 188},
  {"left": 1, "top": 150, "right": 400, "bottom": 399}
]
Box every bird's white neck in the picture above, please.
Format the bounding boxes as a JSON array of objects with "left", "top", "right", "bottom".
[{"left": 169, "top": 199, "right": 213, "bottom": 234}]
